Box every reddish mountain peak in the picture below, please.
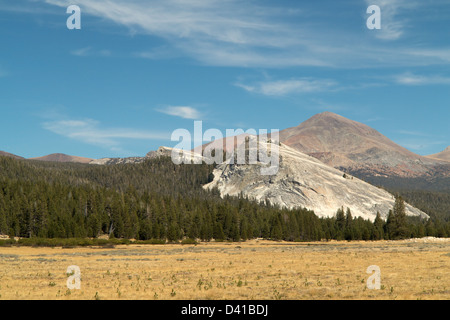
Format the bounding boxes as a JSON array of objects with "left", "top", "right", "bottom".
[
  {"left": 0, "top": 151, "right": 24, "bottom": 160},
  {"left": 279, "top": 112, "right": 441, "bottom": 177},
  {"left": 296, "top": 111, "right": 345, "bottom": 127},
  {"left": 298, "top": 111, "right": 378, "bottom": 134},
  {"left": 309, "top": 111, "right": 347, "bottom": 120},
  {"left": 29, "top": 153, "right": 93, "bottom": 164},
  {"left": 281, "top": 112, "right": 393, "bottom": 153}
]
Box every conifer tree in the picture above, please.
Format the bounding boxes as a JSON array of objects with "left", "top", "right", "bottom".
[
  {"left": 345, "top": 208, "right": 354, "bottom": 240},
  {"left": 391, "top": 195, "right": 409, "bottom": 239},
  {"left": 384, "top": 209, "right": 394, "bottom": 240},
  {"left": 373, "top": 212, "right": 384, "bottom": 240},
  {"left": 335, "top": 207, "right": 345, "bottom": 240}
]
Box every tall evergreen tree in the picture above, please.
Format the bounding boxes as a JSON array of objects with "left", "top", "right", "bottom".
[
  {"left": 391, "top": 195, "right": 409, "bottom": 239},
  {"left": 344, "top": 208, "right": 354, "bottom": 240},
  {"left": 335, "top": 207, "right": 345, "bottom": 240},
  {"left": 373, "top": 211, "right": 384, "bottom": 240}
]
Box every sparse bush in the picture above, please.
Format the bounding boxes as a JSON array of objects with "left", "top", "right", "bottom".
[
  {"left": 0, "top": 239, "right": 15, "bottom": 247},
  {"left": 135, "top": 239, "right": 166, "bottom": 245},
  {"left": 181, "top": 238, "right": 198, "bottom": 245}
]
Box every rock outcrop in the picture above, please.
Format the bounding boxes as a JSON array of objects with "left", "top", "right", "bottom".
[
  {"left": 89, "top": 156, "right": 147, "bottom": 165},
  {"left": 204, "top": 141, "right": 428, "bottom": 221},
  {"left": 91, "top": 146, "right": 205, "bottom": 165}
]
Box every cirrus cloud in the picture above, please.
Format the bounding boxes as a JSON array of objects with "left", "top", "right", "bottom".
[
  {"left": 156, "top": 106, "right": 202, "bottom": 119},
  {"left": 43, "top": 118, "right": 170, "bottom": 150},
  {"left": 235, "top": 78, "right": 339, "bottom": 96},
  {"left": 394, "top": 72, "right": 450, "bottom": 85},
  {"left": 38, "top": 0, "right": 450, "bottom": 69}
]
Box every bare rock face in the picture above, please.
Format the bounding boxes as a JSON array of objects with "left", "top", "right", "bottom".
[
  {"left": 89, "top": 156, "right": 147, "bottom": 165},
  {"left": 147, "top": 146, "right": 206, "bottom": 163},
  {"left": 146, "top": 146, "right": 174, "bottom": 159},
  {"left": 91, "top": 146, "right": 206, "bottom": 165},
  {"left": 89, "top": 147, "right": 174, "bottom": 165},
  {"left": 204, "top": 141, "right": 428, "bottom": 221}
]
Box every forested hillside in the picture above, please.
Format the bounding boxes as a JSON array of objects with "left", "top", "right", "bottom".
[
  {"left": 346, "top": 169, "right": 450, "bottom": 222},
  {"left": 0, "top": 156, "right": 448, "bottom": 243}
]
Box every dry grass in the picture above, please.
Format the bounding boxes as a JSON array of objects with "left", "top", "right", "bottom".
[{"left": 0, "top": 239, "right": 448, "bottom": 300}]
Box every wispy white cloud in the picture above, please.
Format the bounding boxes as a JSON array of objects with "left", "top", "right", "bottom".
[
  {"left": 398, "top": 139, "right": 447, "bottom": 152},
  {"left": 0, "top": 2, "right": 60, "bottom": 15},
  {"left": 364, "top": 0, "right": 422, "bottom": 40},
  {"left": 175, "top": 40, "right": 334, "bottom": 68},
  {"left": 43, "top": 0, "right": 288, "bottom": 45},
  {"left": 156, "top": 106, "right": 202, "bottom": 119},
  {"left": 364, "top": 116, "right": 385, "bottom": 123},
  {"left": 43, "top": 118, "right": 169, "bottom": 150},
  {"left": 397, "top": 130, "right": 432, "bottom": 137},
  {"left": 235, "top": 78, "right": 338, "bottom": 96},
  {"left": 134, "top": 46, "right": 181, "bottom": 60},
  {"left": 395, "top": 129, "right": 446, "bottom": 153},
  {"left": 70, "top": 47, "right": 111, "bottom": 57},
  {"left": 70, "top": 47, "right": 91, "bottom": 57},
  {"left": 38, "top": 0, "right": 450, "bottom": 68},
  {"left": 43, "top": 0, "right": 321, "bottom": 67},
  {"left": 394, "top": 72, "right": 450, "bottom": 85},
  {"left": 407, "top": 49, "right": 450, "bottom": 64}
]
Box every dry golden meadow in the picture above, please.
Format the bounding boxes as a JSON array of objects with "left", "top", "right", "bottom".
[{"left": 0, "top": 238, "right": 448, "bottom": 300}]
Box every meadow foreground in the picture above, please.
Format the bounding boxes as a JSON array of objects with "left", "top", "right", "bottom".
[{"left": 0, "top": 238, "right": 448, "bottom": 300}]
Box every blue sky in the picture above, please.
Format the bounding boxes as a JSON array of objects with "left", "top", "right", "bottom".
[{"left": 0, "top": 0, "right": 449, "bottom": 159}]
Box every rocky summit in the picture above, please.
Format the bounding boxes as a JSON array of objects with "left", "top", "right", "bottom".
[{"left": 279, "top": 112, "right": 448, "bottom": 178}]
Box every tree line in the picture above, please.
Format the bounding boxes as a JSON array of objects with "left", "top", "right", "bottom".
[{"left": 0, "top": 155, "right": 448, "bottom": 242}]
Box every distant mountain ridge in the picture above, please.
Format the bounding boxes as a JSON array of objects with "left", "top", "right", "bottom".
[
  {"left": 29, "top": 153, "right": 93, "bottom": 164},
  {"left": 0, "top": 113, "right": 445, "bottom": 222},
  {"left": 426, "top": 146, "right": 450, "bottom": 162},
  {"left": 1, "top": 112, "right": 448, "bottom": 178},
  {"left": 0, "top": 151, "right": 24, "bottom": 160}
]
